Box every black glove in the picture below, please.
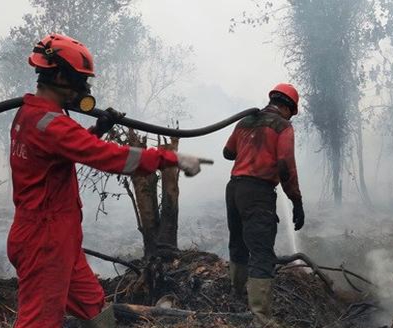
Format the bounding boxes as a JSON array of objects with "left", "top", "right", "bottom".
[
  {"left": 93, "top": 107, "right": 125, "bottom": 137},
  {"left": 292, "top": 199, "right": 305, "bottom": 231}
]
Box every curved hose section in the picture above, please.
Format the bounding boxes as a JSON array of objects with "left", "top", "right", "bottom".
[
  {"left": 0, "top": 97, "right": 24, "bottom": 114},
  {"left": 0, "top": 97, "right": 260, "bottom": 138}
]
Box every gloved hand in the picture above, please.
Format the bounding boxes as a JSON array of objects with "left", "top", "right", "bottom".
[
  {"left": 136, "top": 149, "right": 212, "bottom": 176},
  {"left": 93, "top": 107, "right": 126, "bottom": 137},
  {"left": 176, "top": 153, "right": 202, "bottom": 177},
  {"left": 292, "top": 199, "right": 305, "bottom": 231}
]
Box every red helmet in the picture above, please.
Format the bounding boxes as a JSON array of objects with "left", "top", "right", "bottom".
[
  {"left": 269, "top": 83, "right": 299, "bottom": 115},
  {"left": 28, "top": 33, "right": 94, "bottom": 76}
]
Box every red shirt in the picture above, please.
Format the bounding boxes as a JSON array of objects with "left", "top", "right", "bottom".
[
  {"left": 10, "top": 94, "right": 142, "bottom": 212},
  {"left": 224, "top": 107, "right": 302, "bottom": 201}
]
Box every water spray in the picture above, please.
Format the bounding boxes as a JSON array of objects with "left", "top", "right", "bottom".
[{"left": 278, "top": 186, "right": 299, "bottom": 254}]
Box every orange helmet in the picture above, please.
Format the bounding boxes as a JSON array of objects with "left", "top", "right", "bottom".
[
  {"left": 269, "top": 83, "right": 299, "bottom": 115},
  {"left": 29, "top": 33, "right": 94, "bottom": 76}
]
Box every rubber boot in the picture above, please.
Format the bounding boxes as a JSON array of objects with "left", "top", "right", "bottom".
[
  {"left": 229, "top": 261, "right": 248, "bottom": 297},
  {"left": 247, "top": 278, "right": 284, "bottom": 328},
  {"left": 79, "top": 305, "right": 116, "bottom": 328}
]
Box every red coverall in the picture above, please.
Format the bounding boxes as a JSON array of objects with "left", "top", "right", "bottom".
[{"left": 7, "top": 94, "right": 177, "bottom": 327}]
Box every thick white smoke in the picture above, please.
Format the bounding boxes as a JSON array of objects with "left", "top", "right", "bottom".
[{"left": 366, "top": 249, "right": 393, "bottom": 325}]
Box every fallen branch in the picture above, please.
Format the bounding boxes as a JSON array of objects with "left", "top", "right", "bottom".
[
  {"left": 276, "top": 253, "right": 334, "bottom": 292},
  {"left": 83, "top": 248, "right": 141, "bottom": 275},
  {"left": 113, "top": 303, "right": 253, "bottom": 321},
  {"left": 280, "top": 263, "right": 376, "bottom": 288},
  {"left": 340, "top": 264, "right": 363, "bottom": 293}
]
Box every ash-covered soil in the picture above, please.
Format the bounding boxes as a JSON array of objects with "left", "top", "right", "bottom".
[{"left": 0, "top": 249, "right": 389, "bottom": 328}]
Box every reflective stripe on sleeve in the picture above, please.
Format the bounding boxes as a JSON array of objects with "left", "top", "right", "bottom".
[
  {"left": 36, "top": 112, "right": 62, "bottom": 132},
  {"left": 123, "top": 148, "right": 143, "bottom": 173}
]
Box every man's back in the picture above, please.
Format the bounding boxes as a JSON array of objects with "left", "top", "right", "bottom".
[{"left": 225, "top": 108, "right": 292, "bottom": 186}]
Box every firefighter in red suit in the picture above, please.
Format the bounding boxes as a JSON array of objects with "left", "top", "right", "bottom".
[
  {"left": 7, "top": 33, "right": 202, "bottom": 328},
  {"left": 223, "top": 84, "right": 305, "bottom": 328}
]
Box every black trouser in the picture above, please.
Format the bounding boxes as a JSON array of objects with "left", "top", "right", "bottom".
[{"left": 226, "top": 176, "right": 278, "bottom": 279}]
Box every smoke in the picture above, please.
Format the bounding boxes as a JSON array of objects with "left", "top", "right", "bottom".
[
  {"left": 0, "top": 193, "right": 14, "bottom": 278},
  {"left": 366, "top": 249, "right": 393, "bottom": 325}
]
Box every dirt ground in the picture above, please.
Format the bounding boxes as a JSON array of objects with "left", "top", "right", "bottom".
[{"left": 0, "top": 249, "right": 390, "bottom": 328}]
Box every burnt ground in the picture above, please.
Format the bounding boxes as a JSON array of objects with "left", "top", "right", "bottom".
[
  {"left": 0, "top": 278, "right": 17, "bottom": 327},
  {"left": 0, "top": 249, "right": 390, "bottom": 328}
]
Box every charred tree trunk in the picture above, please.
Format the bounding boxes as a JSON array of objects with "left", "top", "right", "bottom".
[
  {"left": 132, "top": 173, "right": 160, "bottom": 257},
  {"left": 332, "top": 144, "right": 343, "bottom": 207},
  {"left": 355, "top": 121, "right": 373, "bottom": 208},
  {"left": 157, "top": 137, "right": 179, "bottom": 248},
  {"left": 125, "top": 130, "right": 181, "bottom": 257},
  {"left": 128, "top": 130, "right": 160, "bottom": 258}
]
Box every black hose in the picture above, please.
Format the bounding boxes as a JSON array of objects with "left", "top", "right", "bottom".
[
  {"left": 0, "top": 97, "right": 24, "bottom": 114},
  {"left": 0, "top": 97, "right": 260, "bottom": 138}
]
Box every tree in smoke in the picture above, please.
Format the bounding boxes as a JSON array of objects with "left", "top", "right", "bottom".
[
  {"left": 100, "top": 129, "right": 182, "bottom": 256},
  {"left": 0, "top": 0, "right": 193, "bottom": 257},
  {"left": 360, "top": 1, "right": 393, "bottom": 206},
  {"left": 367, "top": 1, "right": 393, "bottom": 139},
  {"left": 232, "top": 0, "right": 382, "bottom": 206}
]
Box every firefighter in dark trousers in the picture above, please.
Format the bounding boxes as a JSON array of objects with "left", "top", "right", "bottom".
[
  {"left": 7, "top": 33, "right": 203, "bottom": 328},
  {"left": 223, "top": 83, "right": 305, "bottom": 328}
]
